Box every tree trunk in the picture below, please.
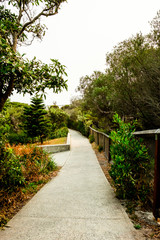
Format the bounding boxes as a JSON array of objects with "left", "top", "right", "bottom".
[
  {"left": 0, "top": 78, "right": 15, "bottom": 112},
  {"left": 0, "top": 97, "right": 6, "bottom": 112},
  {"left": 40, "top": 136, "right": 43, "bottom": 145}
]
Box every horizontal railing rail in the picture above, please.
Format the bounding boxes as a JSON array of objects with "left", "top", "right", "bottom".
[{"left": 89, "top": 126, "right": 110, "bottom": 161}]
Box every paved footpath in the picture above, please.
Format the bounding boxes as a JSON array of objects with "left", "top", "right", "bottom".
[{"left": 0, "top": 130, "right": 142, "bottom": 240}]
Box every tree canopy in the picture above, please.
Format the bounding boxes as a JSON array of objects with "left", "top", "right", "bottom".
[
  {"left": 0, "top": 0, "right": 66, "bottom": 51},
  {"left": 0, "top": 37, "right": 67, "bottom": 111},
  {"left": 77, "top": 11, "right": 160, "bottom": 130},
  {"left": 0, "top": 0, "right": 67, "bottom": 111}
]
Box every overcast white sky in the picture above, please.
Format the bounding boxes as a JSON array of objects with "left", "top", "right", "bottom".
[{"left": 10, "top": 0, "right": 160, "bottom": 107}]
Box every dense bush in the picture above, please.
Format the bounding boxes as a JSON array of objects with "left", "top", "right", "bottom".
[
  {"left": 89, "top": 134, "right": 95, "bottom": 143},
  {"left": 12, "top": 145, "right": 57, "bottom": 181},
  {"left": 0, "top": 141, "right": 57, "bottom": 227},
  {"left": 109, "top": 114, "right": 151, "bottom": 202},
  {"left": 68, "top": 119, "right": 89, "bottom": 137},
  {"left": 48, "top": 106, "right": 69, "bottom": 132},
  {"left": 77, "top": 120, "right": 89, "bottom": 136},
  {"left": 50, "top": 127, "right": 68, "bottom": 139},
  {"left": 7, "top": 132, "right": 32, "bottom": 145},
  {"left": 0, "top": 143, "right": 24, "bottom": 190},
  {"left": 0, "top": 142, "right": 57, "bottom": 191}
]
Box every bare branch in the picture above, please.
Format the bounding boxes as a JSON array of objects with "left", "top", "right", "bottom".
[
  {"left": 17, "top": 4, "right": 59, "bottom": 38},
  {"left": 24, "top": 9, "right": 32, "bottom": 22}
]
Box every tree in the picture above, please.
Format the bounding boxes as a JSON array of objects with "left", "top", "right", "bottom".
[
  {"left": 48, "top": 106, "right": 69, "bottom": 132},
  {"left": 150, "top": 10, "right": 160, "bottom": 47},
  {"left": 106, "top": 33, "right": 160, "bottom": 128},
  {"left": 0, "top": 2, "right": 67, "bottom": 111},
  {"left": 5, "top": 101, "right": 29, "bottom": 133},
  {"left": 0, "top": 1, "right": 66, "bottom": 51},
  {"left": 76, "top": 12, "right": 160, "bottom": 131},
  {"left": 0, "top": 38, "right": 67, "bottom": 111},
  {"left": 23, "top": 96, "right": 51, "bottom": 144},
  {"left": 77, "top": 71, "right": 114, "bottom": 130}
]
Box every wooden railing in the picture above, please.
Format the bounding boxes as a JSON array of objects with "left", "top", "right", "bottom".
[
  {"left": 89, "top": 126, "right": 110, "bottom": 161},
  {"left": 90, "top": 126, "right": 160, "bottom": 219},
  {"left": 133, "top": 129, "right": 160, "bottom": 220}
]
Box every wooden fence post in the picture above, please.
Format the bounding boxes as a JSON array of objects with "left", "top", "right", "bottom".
[
  {"left": 97, "top": 132, "right": 99, "bottom": 145},
  {"left": 153, "top": 134, "right": 160, "bottom": 219},
  {"left": 103, "top": 135, "right": 105, "bottom": 151}
]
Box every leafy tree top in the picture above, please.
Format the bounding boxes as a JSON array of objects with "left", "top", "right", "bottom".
[
  {"left": 0, "top": 36, "right": 67, "bottom": 111},
  {"left": 0, "top": 0, "right": 68, "bottom": 112},
  {"left": 0, "top": 0, "right": 67, "bottom": 51}
]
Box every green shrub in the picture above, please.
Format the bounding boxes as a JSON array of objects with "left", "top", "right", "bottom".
[
  {"left": 0, "top": 143, "right": 24, "bottom": 190},
  {"left": 98, "top": 145, "right": 103, "bottom": 152},
  {"left": 7, "top": 132, "right": 32, "bottom": 145},
  {"left": 134, "top": 224, "right": 142, "bottom": 230},
  {"left": 89, "top": 134, "right": 95, "bottom": 143},
  {"left": 46, "top": 160, "right": 57, "bottom": 172},
  {"left": 77, "top": 120, "right": 89, "bottom": 136},
  {"left": 69, "top": 120, "right": 89, "bottom": 137},
  {"left": 12, "top": 145, "right": 57, "bottom": 180},
  {"left": 50, "top": 127, "right": 68, "bottom": 139},
  {"left": 109, "top": 114, "right": 151, "bottom": 202}
]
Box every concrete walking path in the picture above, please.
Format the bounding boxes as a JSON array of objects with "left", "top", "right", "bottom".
[{"left": 0, "top": 130, "right": 141, "bottom": 240}]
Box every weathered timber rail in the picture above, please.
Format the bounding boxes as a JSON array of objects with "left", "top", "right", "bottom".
[
  {"left": 89, "top": 127, "right": 110, "bottom": 161},
  {"left": 133, "top": 129, "right": 160, "bottom": 220}
]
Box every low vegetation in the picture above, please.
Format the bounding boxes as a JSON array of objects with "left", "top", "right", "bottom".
[
  {"left": 0, "top": 97, "right": 69, "bottom": 228},
  {"left": 0, "top": 143, "right": 57, "bottom": 228},
  {"left": 89, "top": 134, "right": 95, "bottom": 143},
  {"left": 109, "top": 114, "right": 152, "bottom": 203}
]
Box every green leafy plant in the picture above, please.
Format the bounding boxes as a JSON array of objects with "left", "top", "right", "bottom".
[
  {"left": 109, "top": 114, "right": 151, "bottom": 202},
  {"left": 134, "top": 224, "right": 142, "bottom": 230},
  {"left": 0, "top": 1, "right": 67, "bottom": 112},
  {"left": 51, "top": 127, "right": 68, "bottom": 139},
  {"left": 0, "top": 143, "right": 25, "bottom": 190},
  {"left": 98, "top": 145, "right": 103, "bottom": 152},
  {"left": 7, "top": 132, "right": 32, "bottom": 145},
  {"left": 48, "top": 106, "right": 69, "bottom": 132},
  {"left": 77, "top": 120, "right": 89, "bottom": 137},
  {"left": 46, "top": 160, "right": 57, "bottom": 172},
  {"left": 89, "top": 134, "right": 95, "bottom": 143},
  {"left": 12, "top": 144, "right": 57, "bottom": 181}
]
